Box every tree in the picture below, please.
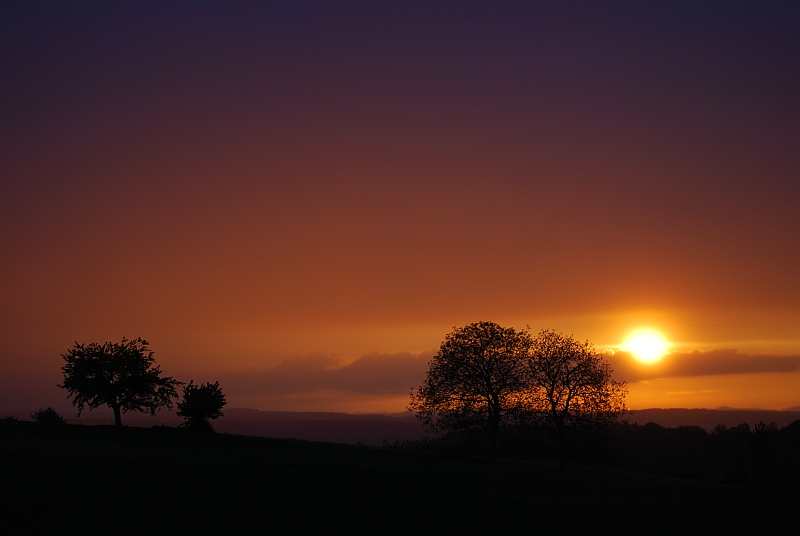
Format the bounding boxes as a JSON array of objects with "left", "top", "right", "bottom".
[
  {"left": 177, "top": 381, "right": 226, "bottom": 432},
  {"left": 408, "top": 321, "right": 531, "bottom": 460},
  {"left": 59, "top": 338, "right": 181, "bottom": 427},
  {"left": 31, "top": 407, "right": 66, "bottom": 424},
  {"left": 523, "top": 329, "right": 627, "bottom": 468}
]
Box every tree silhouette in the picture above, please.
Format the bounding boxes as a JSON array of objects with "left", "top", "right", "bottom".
[
  {"left": 59, "top": 338, "right": 181, "bottom": 427},
  {"left": 30, "top": 407, "right": 66, "bottom": 424},
  {"left": 523, "top": 329, "right": 627, "bottom": 468},
  {"left": 177, "top": 381, "right": 226, "bottom": 432},
  {"left": 408, "top": 322, "right": 530, "bottom": 460}
]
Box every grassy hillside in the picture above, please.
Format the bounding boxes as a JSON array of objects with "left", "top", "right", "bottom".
[{"left": 2, "top": 422, "right": 798, "bottom": 535}]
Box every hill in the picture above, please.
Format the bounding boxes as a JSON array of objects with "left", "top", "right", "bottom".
[
  {"left": 10, "top": 406, "right": 800, "bottom": 444},
  {"left": 1, "top": 422, "right": 798, "bottom": 535},
  {"left": 628, "top": 408, "right": 800, "bottom": 430},
  {"left": 212, "top": 408, "right": 424, "bottom": 444},
  {"left": 3, "top": 407, "right": 426, "bottom": 444}
]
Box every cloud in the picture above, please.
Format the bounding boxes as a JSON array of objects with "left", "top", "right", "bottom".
[
  {"left": 217, "top": 352, "right": 433, "bottom": 396},
  {"left": 209, "top": 348, "right": 800, "bottom": 399},
  {"left": 606, "top": 349, "right": 800, "bottom": 382}
]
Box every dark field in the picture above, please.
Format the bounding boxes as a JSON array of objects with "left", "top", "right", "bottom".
[{"left": 2, "top": 423, "right": 798, "bottom": 535}]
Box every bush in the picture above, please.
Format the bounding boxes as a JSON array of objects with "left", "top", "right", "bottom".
[
  {"left": 177, "top": 381, "right": 226, "bottom": 432},
  {"left": 30, "top": 407, "right": 67, "bottom": 424}
]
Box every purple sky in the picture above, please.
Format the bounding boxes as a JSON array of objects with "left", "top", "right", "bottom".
[{"left": 2, "top": 1, "right": 799, "bottom": 414}]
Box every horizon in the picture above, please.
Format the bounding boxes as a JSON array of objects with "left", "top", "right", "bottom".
[
  {"left": 7, "top": 405, "right": 800, "bottom": 448},
  {"left": 6, "top": 404, "right": 800, "bottom": 420},
  {"left": 2, "top": 1, "right": 799, "bottom": 415}
]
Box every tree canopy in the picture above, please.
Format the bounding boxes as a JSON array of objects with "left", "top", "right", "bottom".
[
  {"left": 59, "top": 338, "right": 181, "bottom": 427},
  {"left": 524, "top": 329, "right": 628, "bottom": 467},
  {"left": 408, "top": 321, "right": 531, "bottom": 460},
  {"left": 177, "top": 381, "right": 226, "bottom": 432},
  {"left": 409, "top": 323, "right": 627, "bottom": 463}
]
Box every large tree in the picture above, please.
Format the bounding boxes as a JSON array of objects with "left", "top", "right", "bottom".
[
  {"left": 59, "top": 338, "right": 181, "bottom": 427},
  {"left": 523, "top": 329, "right": 627, "bottom": 468},
  {"left": 408, "top": 321, "right": 530, "bottom": 460}
]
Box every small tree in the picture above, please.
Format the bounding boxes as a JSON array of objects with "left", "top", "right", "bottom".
[
  {"left": 177, "top": 381, "right": 226, "bottom": 432},
  {"left": 523, "top": 329, "right": 627, "bottom": 468},
  {"left": 31, "top": 407, "right": 67, "bottom": 424},
  {"left": 409, "top": 321, "right": 530, "bottom": 460},
  {"left": 59, "top": 338, "right": 181, "bottom": 427}
]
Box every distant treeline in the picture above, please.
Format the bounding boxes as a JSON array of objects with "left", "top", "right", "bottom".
[
  {"left": 627, "top": 408, "right": 800, "bottom": 430},
  {"left": 598, "top": 420, "right": 800, "bottom": 491},
  {"left": 409, "top": 419, "right": 800, "bottom": 492}
]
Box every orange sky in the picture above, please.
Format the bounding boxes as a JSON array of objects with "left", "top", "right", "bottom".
[{"left": 1, "top": 2, "right": 798, "bottom": 415}]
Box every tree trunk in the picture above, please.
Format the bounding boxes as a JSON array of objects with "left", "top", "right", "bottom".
[
  {"left": 487, "top": 425, "right": 498, "bottom": 461},
  {"left": 112, "top": 404, "right": 122, "bottom": 427},
  {"left": 486, "top": 403, "right": 501, "bottom": 461},
  {"left": 558, "top": 442, "right": 568, "bottom": 469},
  {"left": 557, "top": 427, "right": 568, "bottom": 469},
  {"left": 551, "top": 410, "right": 568, "bottom": 469}
]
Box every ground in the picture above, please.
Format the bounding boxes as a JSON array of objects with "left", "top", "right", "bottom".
[{"left": 1, "top": 422, "right": 797, "bottom": 535}]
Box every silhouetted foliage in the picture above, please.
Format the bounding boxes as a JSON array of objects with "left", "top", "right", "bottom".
[
  {"left": 400, "top": 414, "right": 800, "bottom": 492},
  {"left": 553, "top": 417, "right": 800, "bottom": 492},
  {"left": 409, "top": 324, "right": 630, "bottom": 463},
  {"left": 522, "top": 330, "right": 628, "bottom": 467},
  {"left": 408, "top": 321, "right": 530, "bottom": 460},
  {"left": 30, "top": 407, "right": 66, "bottom": 424},
  {"left": 378, "top": 436, "right": 435, "bottom": 451},
  {"left": 59, "top": 338, "right": 181, "bottom": 427},
  {"left": 1, "top": 415, "right": 20, "bottom": 422},
  {"left": 177, "top": 381, "right": 226, "bottom": 432}
]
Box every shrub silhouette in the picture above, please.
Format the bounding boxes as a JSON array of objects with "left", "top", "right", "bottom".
[
  {"left": 177, "top": 381, "right": 226, "bottom": 432},
  {"left": 31, "top": 407, "right": 66, "bottom": 424}
]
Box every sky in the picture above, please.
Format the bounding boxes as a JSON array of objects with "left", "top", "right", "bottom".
[{"left": 2, "top": 1, "right": 799, "bottom": 415}]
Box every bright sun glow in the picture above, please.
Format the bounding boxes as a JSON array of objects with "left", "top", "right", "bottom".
[{"left": 622, "top": 329, "right": 671, "bottom": 363}]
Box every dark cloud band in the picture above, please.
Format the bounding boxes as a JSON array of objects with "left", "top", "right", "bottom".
[
  {"left": 218, "top": 352, "right": 433, "bottom": 396},
  {"left": 606, "top": 349, "right": 800, "bottom": 382},
  {"left": 216, "top": 348, "right": 800, "bottom": 398}
]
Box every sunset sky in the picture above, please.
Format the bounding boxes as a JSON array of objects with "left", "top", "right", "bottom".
[{"left": 2, "top": 1, "right": 798, "bottom": 415}]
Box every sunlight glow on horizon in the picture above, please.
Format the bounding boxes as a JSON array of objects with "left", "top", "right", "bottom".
[{"left": 622, "top": 329, "right": 671, "bottom": 363}]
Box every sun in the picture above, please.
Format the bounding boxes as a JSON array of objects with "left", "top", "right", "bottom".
[{"left": 622, "top": 329, "right": 671, "bottom": 363}]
